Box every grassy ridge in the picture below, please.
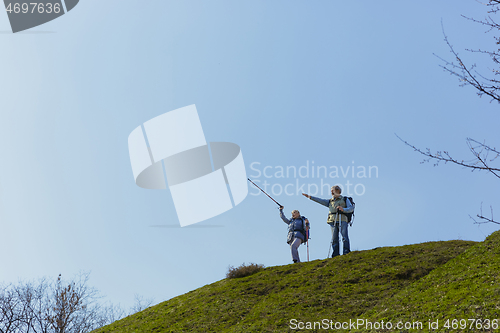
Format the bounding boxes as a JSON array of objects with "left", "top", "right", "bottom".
[
  {"left": 361, "top": 230, "right": 500, "bottom": 332},
  {"left": 93, "top": 238, "right": 479, "bottom": 333}
]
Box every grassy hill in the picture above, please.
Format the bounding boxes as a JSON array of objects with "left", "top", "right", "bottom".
[
  {"left": 93, "top": 231, "right": 500, "bottom": 333},
  {"left": 361, "top": 229, "right": 500, "bottom": 332}
]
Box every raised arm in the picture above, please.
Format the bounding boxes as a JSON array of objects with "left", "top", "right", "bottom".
[
  {"left": 302, "top": 193, "right": 330, "bottom": 207},
  {"left": 279, "top": 207, "right": 290, "bottom": 224}
]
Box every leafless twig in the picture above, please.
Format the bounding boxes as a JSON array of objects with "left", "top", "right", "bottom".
[
  {"left": 395, "top": 134, "right": 500, "bottom": 179},
  {"left": 470, "top": 203, "right": 500, "bottom": 224}
]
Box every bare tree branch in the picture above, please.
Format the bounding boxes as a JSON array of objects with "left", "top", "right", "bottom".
[
  {"left": 395, "top": 134, "right": 500, "bottom": 178},
  {"left": 434, "top": 8, "right": 500, "bottom": 103},
  {"left": 129, "top": 294, "right": 154, "bottom": 315},
  {"left": 470, "top": 203, "right": 500, "bottom": 224},
  {"left": 397, "top": 133, "right": 499, "bottom": 226},
  {"left": 0, "top": 273, "right": 126, "bottom": 333}
]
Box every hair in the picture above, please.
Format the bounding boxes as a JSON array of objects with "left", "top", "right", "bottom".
[
  {"left": 291, "top": 209, "right": 300, "bottom": 215},
  {"left": 331, "top": 185, "right": 342, "bottom": 194}
]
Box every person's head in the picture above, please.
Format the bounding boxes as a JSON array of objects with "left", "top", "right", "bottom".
[
  {"left": 291, "top": 209, "right": 300, "bottom": 219},
  {"left": 331, "top": 185, "right": 342, "bottom": 198}
]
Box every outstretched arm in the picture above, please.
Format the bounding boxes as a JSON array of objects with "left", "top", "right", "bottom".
[
  {"left": 279, "top": 206, "right": 290, "bottom": 224},
  {"left": 302, "top": 193, "right": 329, "bottom": 207}
]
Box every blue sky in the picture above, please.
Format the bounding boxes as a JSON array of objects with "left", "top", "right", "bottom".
[{"left": 1, "top": 0, "right": 499, "bottom": 310}]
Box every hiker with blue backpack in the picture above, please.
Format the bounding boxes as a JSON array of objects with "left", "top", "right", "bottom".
[
  {"left": 302, "top": 185, "right": 354, "bottom": 258},
  {"left": 279, "top": 206, "right": 310, "bottom": 263}
]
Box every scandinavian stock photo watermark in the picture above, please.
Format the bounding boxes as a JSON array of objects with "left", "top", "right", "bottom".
[
  {"left": 248, "top": 161, "right": 378, "bottom": 198},
  {"left": 289, "top": 318, "right": 499, "bottom": 331}
]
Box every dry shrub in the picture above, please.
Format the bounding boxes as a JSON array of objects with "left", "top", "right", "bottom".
[{"left": 226, "top": 263, "right": 265, "bottom": 279}]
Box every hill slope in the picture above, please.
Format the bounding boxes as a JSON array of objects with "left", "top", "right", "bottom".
[
  {"left": 361, "top": 230, "right": 500, "bottom": 332},
  {"left": 92, "top": 236, "right": 490, "bottom": 333}
]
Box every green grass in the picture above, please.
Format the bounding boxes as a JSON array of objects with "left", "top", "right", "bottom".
[
  {"left": 360, "top": 230, "right": 500, "bottom": 332},
  {"left": 92, "top": 232, "right": 500, "bottom": 333}
]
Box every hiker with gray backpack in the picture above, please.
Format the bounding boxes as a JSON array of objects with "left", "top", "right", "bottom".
[
  {"left": 302, "top": 185, "right": 355, "bottom": 258},
  {"left": 279, "top": 206, "right": 310, "bottom": 263},
  {"left": 246, "top": 178, "right": 312, "bottom": 263}
]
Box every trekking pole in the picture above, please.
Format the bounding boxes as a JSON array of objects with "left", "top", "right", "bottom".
[
  {"left": 328, "top": 235, "right": 333, "bottom": 258},
  {"left": 306, "top": 219, "right": 311, "bottom": 261},
  {"left": 307, "top": 231, "right": 310, "bottom": 262},
  {"left": 327, "top": 215, "right": 334, "bottom": 258},
  {"left": 247, "top": 178, "right": 282, "bottom": 207}
]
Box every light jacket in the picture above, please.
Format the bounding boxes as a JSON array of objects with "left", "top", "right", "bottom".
[{"left": 309, "top": 195, "right": 353, "bottom": 223}]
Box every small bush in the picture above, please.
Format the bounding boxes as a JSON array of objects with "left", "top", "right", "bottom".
[{"left": 226, "top": 263, "right": 265, "bottom": 279}]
